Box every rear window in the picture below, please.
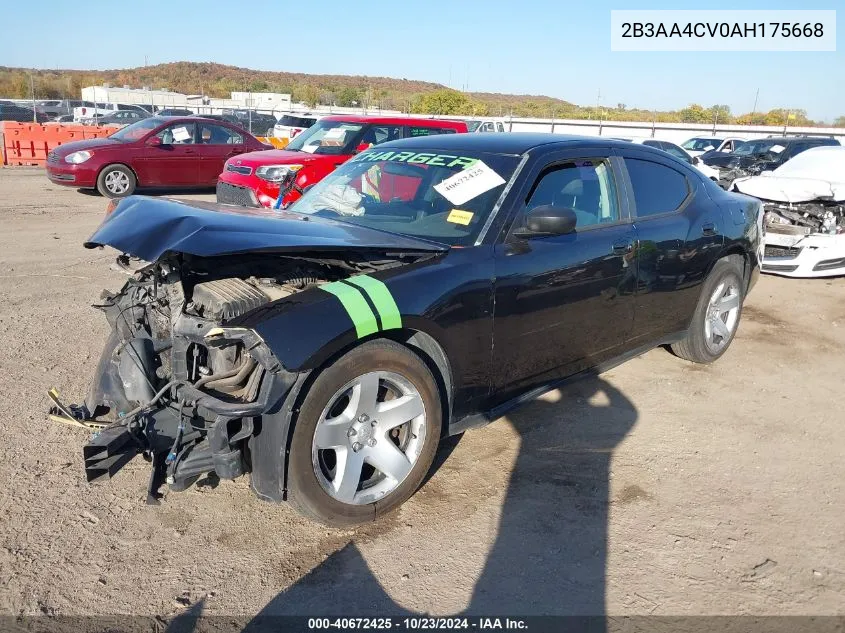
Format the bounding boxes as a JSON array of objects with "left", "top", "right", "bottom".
[
  {"left": 624, "top": 158, "right": 689, "bottom": 217},
  {"left": 406, "top": 126, "right": 449, "bottom": 137},
  {"left": 278, "top": 115, "right": 317, "bottom": 127}
]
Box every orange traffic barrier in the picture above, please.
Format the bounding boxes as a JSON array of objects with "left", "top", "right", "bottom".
[{"left": 1, "top": 122, "right": 117, "bottom": 166}]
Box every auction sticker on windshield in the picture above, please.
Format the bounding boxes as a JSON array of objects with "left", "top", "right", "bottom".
[
  {"left": 446, "top": 209, "right": 474, "bottom": 225},
  {"left": 434, "top": 161, "right": 506, "bottom": 205}
]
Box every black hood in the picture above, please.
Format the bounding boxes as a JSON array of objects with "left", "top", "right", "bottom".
[{"left": 85, "top": 196, "right": 448, "bottom": 262}]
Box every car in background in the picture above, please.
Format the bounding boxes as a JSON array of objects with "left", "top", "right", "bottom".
[
  {"left": 36, "top": 99, "right": 96, "bottom": 118},
  {"left": 272, "top": 112, "right": 322, "bottom": 142},
  {"left": 222, "top": 110, "right": 278, "bottom": 136},
  {"left": 216, "top": 115, "right": 468, "bottom": 208},
  {"left": 0, "top": 103, "right": 49, "bottom": 123},
  {"left": 617, "top": 137, "right": 720, "bottom": 181},
  {"left": 74, "top": 103, "right": 151, "bottom": 123},
  {"left": 45, "top": 116, "right": 267, "bottom": 198},
  {"left": 466, "top": 118, "right": 507, "bottom": 133},
  {"left": 703, "top": 136, "right": 840, "bottom": 172},
  {"left": 62, "top": 134, "right": 761, "bottom": 526},
  {"left": 681, "top": 136, "right": 744, "bottom": 157},
  {"left": 92, "top": 110, "right": 152, "bottom": 126},
  {"left": 731, "top": 146, "right": 845, "bottom": 278},
  {"left": 54, "top": 114, "right": 76, "bottom": 123},
  {"left": 155, "top": 108, "right": 195, "bottom": 117}
]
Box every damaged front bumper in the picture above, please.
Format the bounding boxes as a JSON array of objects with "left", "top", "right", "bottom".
[
  {"left": 762, "top": 227, "right": 845, "bottom": 278},
  {"left": 49, "top": 263, "right": 303, "bottom": 504}
]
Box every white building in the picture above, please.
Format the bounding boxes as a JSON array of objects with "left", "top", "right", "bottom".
[
  {"left": 81, "top": 85, "right": 292, "bottom": 114},
  {"left": 81, "top": 85, "right": 188, "bottom": 108},
  {"left": 231, "top": 91, "right": 292, "bottom": 112}
]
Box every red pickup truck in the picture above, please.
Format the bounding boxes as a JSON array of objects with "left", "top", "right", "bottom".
[{"left": 216, "top": 115, "right": 468, "bottom": 208}]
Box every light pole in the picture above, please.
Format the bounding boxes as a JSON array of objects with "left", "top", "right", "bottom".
[{"left": 30, "top": 73, "right": 36, "bottom": 122}]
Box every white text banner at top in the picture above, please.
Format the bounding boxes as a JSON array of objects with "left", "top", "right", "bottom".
[{"left": 610, "top": 10, "right": 836, "bottom": 52}]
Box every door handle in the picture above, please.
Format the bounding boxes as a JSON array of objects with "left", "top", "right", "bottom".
[
  {"left": 702, "top": 222, "right": 716, "bottom": 236},
  {"left": 612, "top": 239, "right": 633, "bottom": 255}
]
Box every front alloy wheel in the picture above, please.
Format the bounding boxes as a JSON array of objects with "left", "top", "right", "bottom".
[
  {"left": 287, "top": 340, "right": 442, "bottom": 526},
  {"left": 312, "top": 371, "right": 426, "bottom": 505}
]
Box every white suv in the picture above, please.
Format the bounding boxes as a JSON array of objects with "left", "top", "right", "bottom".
[{"left": 272, "top": 113, "right": 323, "bottom": 142}]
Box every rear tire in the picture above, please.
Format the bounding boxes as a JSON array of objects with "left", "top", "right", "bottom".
[
  {"left": 96, "top": 164, "right": 136, "bottom": 198},
  {"left": 671, "top": 255, "right": 745, "bottom": 364},
  {"left": 287, "top": 340, "right": 442, "bottom": 527}
]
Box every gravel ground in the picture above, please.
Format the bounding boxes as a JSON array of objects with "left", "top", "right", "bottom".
[{"left": 0, "top": 167, "right": 843, "bottom": 618}]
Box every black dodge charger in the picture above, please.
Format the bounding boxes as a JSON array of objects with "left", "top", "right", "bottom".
[{"left": 51, "top": 134, "right": 763, "bottom": 526}]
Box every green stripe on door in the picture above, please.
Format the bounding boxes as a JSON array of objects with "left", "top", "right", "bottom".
[
  {"left": 319, "top": 281, "right": 379, "bottom": 339},
  {"left": 345, "top": 276, "right": 403, "bottom": 330}
]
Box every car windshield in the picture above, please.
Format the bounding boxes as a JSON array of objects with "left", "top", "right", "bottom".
[
  {"left": 285, "top": 120, "right": 367, "bottom": 155},
  {"left": 109, "top": 118, "right": 163, "bottom": 141},
  {"left": 465, "top": 120, "right": 482, "bottom": 132},
  {"left": 682, "top": 138, "right": 722, "bottom": 151},
  {"left": 733, "top": 139, "right": 786, "bottom": 156},
  {"left": 287, "top": 147, "right": 522, "bottom": 247}
]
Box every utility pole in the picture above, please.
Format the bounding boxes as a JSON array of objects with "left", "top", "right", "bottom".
[
  {"left": 596, "top": 89, "right": 603, "bottom": 135},
  {"left": 30, "top": 73, "right": 36, "bottom": 122},
  {"left": 751, "top": 88, "right": 759, "bottom": 117}
]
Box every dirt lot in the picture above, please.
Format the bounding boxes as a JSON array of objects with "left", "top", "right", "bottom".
[{"left": 0, "top": 167, "right": 843, "bottom": 618}]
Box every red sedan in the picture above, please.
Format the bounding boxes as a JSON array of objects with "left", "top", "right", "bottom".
[{"left": 45, "top": 117, "right": 268, "bottom": 198}]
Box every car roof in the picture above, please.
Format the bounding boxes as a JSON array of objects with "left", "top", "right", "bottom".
[
  {"left": 376, "top": 132, "right": 646, "bottom": 154},
  {"left": 320, "top": 114, "right": 466, "bottom": 128}
]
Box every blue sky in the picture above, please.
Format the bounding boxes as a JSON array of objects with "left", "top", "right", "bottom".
[{"left": 1, "top": 0, "right": 841, "bottom": 121}]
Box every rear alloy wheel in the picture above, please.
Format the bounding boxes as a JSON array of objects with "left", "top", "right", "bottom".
[
  {"left": 96, "top": 164, "right": 136, "bottom": 198},
  {"left": 287, "top": 340, "right": 442, "bottom": 526},
  {"left": 671, "top": 255, "right": 745, "bottom": 363}
]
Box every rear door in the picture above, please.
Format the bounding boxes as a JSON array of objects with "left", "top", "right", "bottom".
[
  {"left": 491, "top": 149, "right": 637, "bottom": 402},
  {"left": 195, "top": 122, "right": 245, "bottom": 184},
  {"left": 136, "top": 122, "right": 199, "bottom": 186},
  {"left": 615, "top": 148, "right": 723, "bottom": 340}
]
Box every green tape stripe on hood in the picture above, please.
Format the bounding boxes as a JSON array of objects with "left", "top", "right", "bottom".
[
  {"left": 319, "top": 281, "right": 379, "bottom": 339},
  {"left": 345, "top": 275, "right": 402, "bottom": 330}
]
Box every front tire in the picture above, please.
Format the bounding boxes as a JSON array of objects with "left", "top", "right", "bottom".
[
  {"left": 671, "top": 255, "right": 745, "bottom": 363},
  {"left": 96, "top": 164, "right": 136, "bottom": 198},
  {"left": 287, "top": 340, "right": 442, "bottom": 527}
]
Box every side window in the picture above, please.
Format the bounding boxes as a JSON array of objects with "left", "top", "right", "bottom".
[
  {"left": 624, "top": 158, "right": 689, "bottom": 217},
  {"left": 198, "top": 123, "right": 243, "bottom": 145},
  {"left": 361, "top": 125, "right": 402, "bottom": 146},
  {"left": 157, "top": 123, "right": 196, "bottom": 145},
  {"left": 480, "top": 122, "right": 496, "bottom": 133},
  {"left": 662, "top": 143, "right": 692, "bottom": 163},
  {"left": 497, "top": 122, "right": 505, "bottom": 133},
  {"left": 405, "top": 126, "right": 444, "bottom": 137},
  {"left": 525, "top": 158, "right": 619, "bottom": 230}
]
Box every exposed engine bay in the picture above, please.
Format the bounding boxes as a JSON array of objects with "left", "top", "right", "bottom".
[
  {"left": 764, "top": 200, "right": 845, "bottom": 235},
  {"left": 49, "top": 251, "right": 416, "bottom": 502}
]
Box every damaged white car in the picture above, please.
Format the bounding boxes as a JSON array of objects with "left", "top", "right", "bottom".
[{"left": 732, "top": 146, "right": 845, "bottom": 278}]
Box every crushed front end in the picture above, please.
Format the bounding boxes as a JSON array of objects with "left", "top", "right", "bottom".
[{"left": 50, "top": 253, "right": 334, "bottom": 502}]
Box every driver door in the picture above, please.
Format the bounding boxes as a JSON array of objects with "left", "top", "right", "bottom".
[
  {"left": 491, "top": 151, "right": 637, "bottom": 403},
  {"left": 137, "top": 122, "right": 199, "bottom": 186}
]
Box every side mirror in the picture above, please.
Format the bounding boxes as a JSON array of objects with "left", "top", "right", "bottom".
[
  {"left": 692, "top": 156, "right": 701, "bottom": 165},
  {"left": 147, "top": 136, "right": 162, "bottom": 147},
  {"left": 355, "top": 142, "right": 372, "bottom": 154},
  {"left": 519, "top": 205, "right": 577, "bottom": 236}
]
